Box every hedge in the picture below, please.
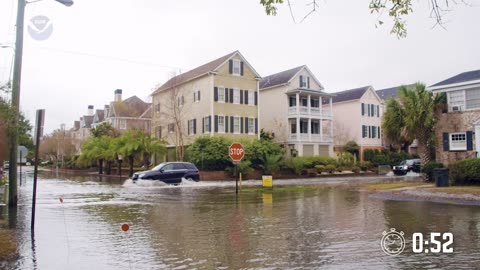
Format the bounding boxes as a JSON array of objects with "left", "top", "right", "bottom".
[{"left": 449, "top": 158, "right": 480, "bottom": 185}]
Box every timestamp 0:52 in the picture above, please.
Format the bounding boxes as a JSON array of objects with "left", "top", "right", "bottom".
[{"left": 412, "top": 232, "right": 453, "bottom": 254}]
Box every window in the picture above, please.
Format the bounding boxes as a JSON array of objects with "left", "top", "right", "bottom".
[
  {"left": 155, "top": 103, "right": 160, "bottom": 113},
  {"left": 248, "top": 90, "right": 255, "bottom": 105},
  {"left": 466, "top": 88, "right": 480, "bottom": 110},
  {"left": 301, "top": 98, "right": 308, "bottom": 107},
  {"left": 299, "top": 75, "right": 308, "bottom": 88},
  {"left": 289, "top": 96, "right": 296, "bottom": 107},
  {"left": 233, "top": 89, "right": 241, "bottom": 104},
  {"left": 450, "top": 132, "right": 467, "bottom": 151},
  {"left": 218, "top": 116, "right": 225, "bottom": 133},
  {"left": 218, "top": 87, "right": 225, "bottom": 102},
  {"left": 248, "top": 118, "right": 254, "bottom": 134},
  {"left": 311, "top": 99, "right": 319, "bottom": 108},
  {"left": 233, "top": 117, "right": 240, "bottom": 133},
  {"left": 362, "top": 125, "right": 367, "bottom": 138},
  {"left": 188, "top": 120, "right": 195, "bottom": 136},
  {"left": 232, "top": 60, "right": 241, "bottom": 75},
  {"left": 311, "top": 121, "right": 320, "bottom": 134},
  {"left": 193, "top": 91, "right": 201, "bottom": 102},
  {"left": 120, "top": 119, "right": 127, "bottom": 130},
  {"left": 372, "top": 126, "right": 377, "bottom": 138},
  {"left": 291, "top": 121, "right": 297, "bottom": 134},
  {"left": 448, "top": 90, "right": 465, "bottom": 111},
  {"left": 162, "top": 164, "right": 174, "bottom": 171},
  {"left": 203, "top": 116, "right": 210, "bottom": 133},
  {"left": 300, "top": 120, "right": 308, "bottom": 133},
  {"left": 168, "top": 123, "right": 174, "bottom": 133}
]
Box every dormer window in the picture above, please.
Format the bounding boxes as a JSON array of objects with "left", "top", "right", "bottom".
[{"left": 299, "top": 75, "right": 309, "bottom": 88}]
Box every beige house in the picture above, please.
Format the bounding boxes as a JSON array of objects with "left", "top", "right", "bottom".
[
  {"left": 428, "top": 69, "right": 480, "bottom": 164},
  {"left": 105, "top": 89, "right": 152, "bottom": 134},
  {"left": 259, "top": 65, "right": 334, "bottom": 157},
  {"left": 331, "top": 86, "right": 384, "bottom": 160},
  {"left": 151, "top": 51, "right": 260, "bottom": 147}
]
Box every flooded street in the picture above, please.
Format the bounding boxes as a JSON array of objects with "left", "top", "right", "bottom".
[{"left": 2, "top": 172, "right": 480, "bottom": 269}]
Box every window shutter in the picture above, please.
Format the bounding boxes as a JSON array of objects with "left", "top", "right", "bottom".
[
  {"left": 245, "top": 90, "right": 249, "bottom": 105},
  {"left": 225, "top": 116, "right": 229, "bottom": 133},
  {"left": 214, "top": 115, "right": 218, "bottom": 132},
  {"left": 255, "top": 118, "right": 258, "bottom": 134},
  {"left": 240, "top": 61, "right": 244, "bottom": 76},
  {"left": 240, "top": 90, "right": 244, "bottom": 104},
  {"left": 467, "top": 131, "right": 473, "bottom": 151},
  {"left": 254, "top": 91, "right": 258, "bottom": 105},
  {"left": 361, "top": 103, "right": 365, "bottom": 115},
  {"left": 299, "top": 75, "right": 303, "bottom": 87},
  {"left": 230, "top": 88, "right": 233, "bottom": 103},
  {"left": 245, "top": 117, "right": 249, "bottom": 133},
  {"left": 208, "top": 115, "right": 212, "bottom": 132},
  {"left": 307, "top": 77, "right": 310, "bottom": 89},
  {"left": 187, "top": 120, "right": 191, "bottom": 135},
  {"left": 202, "top": 117, "right": 205, "bottom": 133},
  {"left": 214, "top": 87, "right": 218, "bottom": 102},
  {"left": 229, "top": 59, "right": 233, "bottom": 74},
  {"left": 225, "top": 88, "right": 228, "bottom": 102},
  {"left": 362, "top": 125, "right": 366, "bottom": 138},
  {"left": 193, "top": 92, "right": 196, "bottom": 102},
  {"left": 377, "top": 105, "right": 379, "bottom": 117},
  {"left": 230, "top": 116, "right": 234, "bottom": 132},
  {"left": 442, "top": 132, "right": 449, "bottom": 151},
  {"left": 193, "top": 119, "right": 197, "bottom": 134},
  {"left": 378, "top": 126, "right": 381, "bottom": 138},
  {"left": 240, "top": 117, "right": 244, "bottom": 133},
  {"left": 198, "top": 91, "right": 201, "bottom": 101}
]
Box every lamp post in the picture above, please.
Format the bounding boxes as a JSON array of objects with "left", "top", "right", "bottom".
[
  {"left": 117, "top": 155, "right": 123, "bottom": 177},
  {"left": 8, "top": 0, "right": 73, "bottom": 207}
]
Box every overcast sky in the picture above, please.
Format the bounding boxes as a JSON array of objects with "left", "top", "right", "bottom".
[{"left": 0, "top": 0, "right": 479, "bottom": 134}]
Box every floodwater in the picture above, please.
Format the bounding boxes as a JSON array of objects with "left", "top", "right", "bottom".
[{"left": 1, "top": 171, "right": 480, "bottom": 269}]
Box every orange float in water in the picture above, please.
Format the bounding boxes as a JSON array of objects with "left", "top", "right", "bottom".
[
  {"left": 121, "top": 224, "right": 129, "bottom": 232},
  {"left": 59, "top": 198, "right": 63, "bottom": 203}
]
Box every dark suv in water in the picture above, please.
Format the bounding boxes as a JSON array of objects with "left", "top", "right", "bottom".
[
  {"left": 132, "top": 162, "right": 200, "bottom": 184},
  {"left": 392, "top": 159, "right": 421, "bottom": 175}
]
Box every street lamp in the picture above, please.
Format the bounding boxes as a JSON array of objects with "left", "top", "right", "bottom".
[
  {"left": 8, "top": 0, "right": 74, "bottom": 207},
  {"left": 117, "top": 155, "right": 123, "bottom": 177}
]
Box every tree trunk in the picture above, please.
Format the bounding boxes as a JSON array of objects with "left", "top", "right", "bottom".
[
  {"left": 106, "top": 160, "right": 112, "bottom": 175},
  {"left": 129, "top": 155, "right": 134, "bottom": 177},
  {"left": 98, "top": 159, "right": 104, "bottom": 174},
  {"left": 117, "top": 160, "right": 122, "bottom": 176}
]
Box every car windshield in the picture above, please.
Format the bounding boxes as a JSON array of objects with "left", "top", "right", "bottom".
[
  {"left": 399, "top": 160, "right": 407, "bottom": 165},
  {"left": 152, "top": 163, "right": 166, "bottom": 171}
]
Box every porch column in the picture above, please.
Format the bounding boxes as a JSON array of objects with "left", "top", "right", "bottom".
[
  {"left": 308, "top": 118, "right": 312, "bottom": 142},
  {"left": 330, "top": 119, "right": 334, "bottom": 142},
  {"left": 296, "top": 92, "right": 300, "bottom": 114},
  {"left": 307, "top": 94, "right": 311, "bottom": 114},
  {"left": 320, "top": 119, "right": 323, "bottom": 142},
  {"left": 296, "top": 117, "right": 300, "bottom": 141},
  {"left": 329, "top": 97, "right": 333, "bottom": 117},
  {"left": 319, "top": 96, "right": 323, "bottom": 116}
]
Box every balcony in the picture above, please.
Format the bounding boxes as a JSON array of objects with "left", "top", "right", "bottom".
[
  {"left": 289, "top": 133, "right": 333, "bottom": 143},
  {"left": 288, "top": 106, "right": 332, "bottom": 118}
]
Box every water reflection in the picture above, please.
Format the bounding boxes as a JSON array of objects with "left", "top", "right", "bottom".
[{"left": 0, "top": 172, "right": 479, "bottom": 269}]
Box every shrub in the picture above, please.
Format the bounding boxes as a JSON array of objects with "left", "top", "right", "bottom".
[
  {"left": 336, "top": 167, "right": 344, "bottom": 173},
  {"left": 337, "top": 152, "right": 355, "bottom": 167},
  {"left": 325, "top": 165, "right": 336, "bottom": 174},
  {"left": 187, "top": 136, "right": 232, "bottom": 170},
  {"left": 449, "top": 159, "right": 480, "bottom": 185},
  {"left": 260, "top": 154, "right": 282, "bottom": 175},
  {"left": 421, "top": 161, "right": 444, "bottom": 181},
  {"left": 315, "top": 165, "right": 325, "bottom": 173},
  {"left": 226, "top": 160, "right": 254, "bottom": 177},
  {"left": 306, "top": 168, "right": 317, "bottom": 177},
  {"left": 352, "top": 166, "right": 360, "bottom": 173},
  {"left": 244, "top": 139, "right": 284, "bottom": 168},
  {"left": 359, "top": 161, "right": 372, "bottom": 171}
]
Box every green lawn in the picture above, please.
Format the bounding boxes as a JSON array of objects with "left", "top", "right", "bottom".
[{"left": 362, "top": 181, "right": 429, "bottom": 191}]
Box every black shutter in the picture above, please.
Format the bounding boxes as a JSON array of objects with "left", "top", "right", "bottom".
[
  {"left": 193, "top": 92, "right": 196, "bottom": 102},
  {"left": 193, "top": 119, "right": 197, "bottom": 134},
  {"left": 245, "top": 90, "right": 249, "bottom": 105},
  {"left": 245, "top": 117, "right": 249, "bottom": 133},
  {"left": 307, "top": 77, "right": 310, "bottom": 89},
  {"left": 225, "top": 116, "right": 229, "bottom": 133},
  {"left": 229, "top": 59, "right": 233, "bottom": 74},
  {"left": 225, "top": 88, "right": 229, "bottom": 102},
  {"left": 467, "top": 131, "right": 473, "bottom": 151},
  {"left": 255, "top": 118, "right": 258, "bottom": 134},
  {"left": 202, "top": 117, "right": 205, "bottom": 133},
  {"left": 230, "top": 116, "right": 234, "bottom": 132},
  {"left": 377, "top": 105, "right": 379, "bottom": 117},
  {"left": 240, "top": 90, "right": 244, "bottom": 104},
  {"left": 208, "top": 116, "right": 212, "bottom": 132},
  {"left": 187, "top": 120, "right": 190, "bottom": 135},
  {"left": 442, "top": 132, "right": 449, "bottom": 151},
  {"left": 240, "top": 117, "right": 244, "bottom": 133},
  {"left": 362, "top": 125, "right": 366, "bottom": 138},
  {"left": 240, "top": 61, "right": 244, "bottom": 76},
  {"left": 361, "top": 103, "right": 365, "bottom": 115},
  {"left": 229, "top": 88, "right": 233, "bottom": 103},
  {"left": 198, "top": 91, "right": 200, "bottom": 101},
  {"left": 299, "top": 75, "right": 303, "bottom": 87},
  {"left": 214, "top": 115, "right": 218, "bottom": 132},
  {"left": 254, "top": 91, "right": 258, "bottom": 105},
  {"left": 214, "top": 87, "right": 218, "bottom": 102},
  {"left": 378, "top": 126, "right": 381, "bottom": 138}
]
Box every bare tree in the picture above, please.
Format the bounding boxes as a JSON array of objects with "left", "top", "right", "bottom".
[{"left": 333, "top": 122, "right": 354, "bottom": 147}]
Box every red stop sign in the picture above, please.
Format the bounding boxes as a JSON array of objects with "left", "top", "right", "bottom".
[{"left": 229, "top": 143, "right": 245, "bottom": 162}]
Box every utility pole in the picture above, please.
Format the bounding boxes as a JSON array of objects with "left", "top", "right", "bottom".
[{"left": 8, "top": 0, "right": 26, "bottom": 207}]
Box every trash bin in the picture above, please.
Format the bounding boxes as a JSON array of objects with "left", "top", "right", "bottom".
[{"left": 433, "top": 168, "right": 449, "bottom": 187}]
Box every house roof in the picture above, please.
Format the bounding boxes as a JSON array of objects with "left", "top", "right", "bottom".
[
  {"left": 332, "top": 86, "right": 371, "bottom": 103},
  {"left": 94, "top": 109, "right": 105, "bottom": 123},
  {"left": 153, "top": 51, "right": 258, "bottom": 94},
  {"left": 82, "top": 115, "right": 94, "bottom": 128},
  {"left": 110, "top": 96, "right": 151, "bottom": 118},
  {"left": 260, "top": 66, "right": 304, "bottom": 89},
  {"left": 430, "top": 69, "right": 480, "bottom": 88},
  {"left": 376, "top": 84, "right": 415, "bottom": 100}
]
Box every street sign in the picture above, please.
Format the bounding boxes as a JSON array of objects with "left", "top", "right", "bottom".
[
  {"left": 17, "top": 146, "right": 28, "bottom": 163},
  {"left": 229, "top": 143, "right": 245, "bottom": 162}
]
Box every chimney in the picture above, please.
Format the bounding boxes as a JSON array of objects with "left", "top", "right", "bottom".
[
  {"left": 88, "top": 105, "right": 94, "bottom": 116},
  {"left": 114, "top": 89, "right": 122, "bottom": 102}
]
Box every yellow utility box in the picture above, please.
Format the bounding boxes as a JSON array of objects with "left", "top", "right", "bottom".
[{"left": 262, "top": 175, "right": 273, "bottom": 188}]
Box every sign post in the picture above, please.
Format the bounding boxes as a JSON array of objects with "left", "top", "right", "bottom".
[
  {"left": 229, "top": 143, "right": 244, "bottom": 195},
  {"left": 32, "top": 109, "right": 45, "bottom": 234}
]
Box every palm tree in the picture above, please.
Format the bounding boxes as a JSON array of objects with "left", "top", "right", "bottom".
[
  {"left": 140, "top": 135, "right": 166, "bottom": 169},
  {"left": 116, "top": 130, "right": 143, "bottom": 177},
  {"left": 79, "top": 137, "right": 110, "bottom": 174},
  {"left": 382, "top": 83, "right": 439, "bottom": 164}
]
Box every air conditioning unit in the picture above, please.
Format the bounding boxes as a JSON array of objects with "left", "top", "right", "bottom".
[{"left": 451, "top": 106, "right": 461, "bottom": 112}]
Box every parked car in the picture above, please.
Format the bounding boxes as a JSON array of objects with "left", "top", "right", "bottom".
[
  {"left": 132, "top": 162, "right": 200, "bottom": 184},
  {"left": 393, "top": 159, "right": 421, "bottom": 175}
]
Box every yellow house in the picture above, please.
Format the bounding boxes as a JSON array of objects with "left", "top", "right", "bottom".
[{"left": 151, "top": 51, "right": 260, "bottom": 147}]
